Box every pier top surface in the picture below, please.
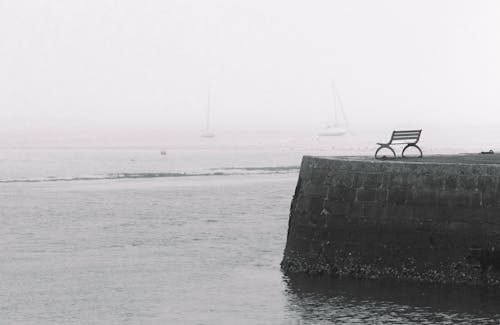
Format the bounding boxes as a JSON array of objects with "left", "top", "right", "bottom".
[{"left": 318, "top": 154, "right": 500, "bottom": 165}]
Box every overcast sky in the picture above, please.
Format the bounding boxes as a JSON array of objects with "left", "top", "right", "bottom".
[{"left": 1, "top": 0, "right": 499, "bottom": 144}]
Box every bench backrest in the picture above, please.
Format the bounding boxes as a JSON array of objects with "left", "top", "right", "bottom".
[{"left": 389, "top": 130, "right": 421, "bottom": 144}]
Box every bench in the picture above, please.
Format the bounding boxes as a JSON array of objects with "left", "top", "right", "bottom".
[{"left": 375, "top": 129, "right": 423, "bottom": 159}]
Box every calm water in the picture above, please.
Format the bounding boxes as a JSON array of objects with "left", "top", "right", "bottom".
[{"left": 1, "top": 144, "right": 500, "bottom": 324}]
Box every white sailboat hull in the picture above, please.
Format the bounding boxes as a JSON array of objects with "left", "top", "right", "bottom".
[
  {"left": 318, "top": 126, "right": 347, "bottom": 136},
  {"left": 200, "top": 131, "right": 215, "bottom": 138}
]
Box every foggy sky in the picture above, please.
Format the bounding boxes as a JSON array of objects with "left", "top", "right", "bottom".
[{"left": 1, "top": 0, "right": 499, "bottom": 144}]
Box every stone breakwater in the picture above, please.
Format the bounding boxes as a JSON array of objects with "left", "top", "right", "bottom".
[{"left": 281, "top": 155, "right": 500, "bottom": 286}]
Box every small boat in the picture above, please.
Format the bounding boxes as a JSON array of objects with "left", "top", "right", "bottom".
[
  {"left": 319, "top": 82, "right": 348, "bottom": 136},
  {"left": 201, "top": 92, "right": 215, "bottom": 138},
  {"left": 200, "top": 130, "right": 215, "bottom": 138},
  {"left": 318, "top": 125, "right": 348, "bottom": 136}
]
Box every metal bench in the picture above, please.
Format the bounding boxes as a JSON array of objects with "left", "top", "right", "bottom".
[{"left": 375, "top": 129, "right": 423, "bottom": 159}]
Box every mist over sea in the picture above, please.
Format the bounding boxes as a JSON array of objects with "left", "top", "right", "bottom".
[
  {"left": 2, "top": 135, "right": 500, "bottom": 324},
  {"left": 2, "top": 0, "right": 500, "bottom": 322}
]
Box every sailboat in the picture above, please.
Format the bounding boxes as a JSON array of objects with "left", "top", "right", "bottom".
[
  {"left": 200, "top": 92, "right": 215, "bottom": 138},
  {"left": 318, "top": 82, "right": 348, "bottom": 136}
]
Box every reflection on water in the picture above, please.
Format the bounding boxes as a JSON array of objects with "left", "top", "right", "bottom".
[{"left": 284, "top": 275, "right": 500, "bottom": 324}]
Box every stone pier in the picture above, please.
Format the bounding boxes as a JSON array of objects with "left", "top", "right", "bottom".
[{"left": 281, "top": 155, "right": 500, "bottom": 286}]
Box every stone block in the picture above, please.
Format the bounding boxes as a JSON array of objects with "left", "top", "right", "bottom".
[
  {"left": 418, "top": 188, "right": 436, "bottom": 205},
  {"left": 451, "top": 190, "right": 469, "bottom": 208},
  {"left": 388, "top": 187, "right": 407, "bottom": 204},
  {"left": 364, "top": 201, "right": 388, "bottom": 219},
  {"left": 424, "top": 174, "right": 444, "bottom": 189},
  {"left": 482, "top": 189, "right": 497, "bottom": 207},
  {"left": 329, "top": 201, "right": 350, "bottom": 217},
  {"left": 458, "top": 175, "right": 478, "bottom": 190},
  {"left": 453, "top": 207, "right": 483, "bottom": 223},
  {"left": 329, "top": 185, "right": 356, "bottom": 202},
  {"left": 291, "top": 209, "right": 311, "bottom": 226},
  {"left": 302, "top": 182, "right": 327, "bottom": 197},
  {"left": 433, "top": 205, "right": 454, "bottom": 222},
  {"left": 376, "top": 189, "right": 389, "bottom": 202},
  {"left": 445, "top": 175, "right": 458, "bottom": 190},
  {"left": 447, "top": 221, "right": 470, "bottom": 231},
  {"left": 311, "top": 168, "right": 328, "bottom": 185},
  {"left": 406, "top": 172, "right": 420, "bottom": 186},
  {"left": 356, "top": 188, "right": 377, "bottom": 202},
  {"left": 484, "top": 207, "right": 500, "bottom": 225},
  {"left": 389, "top": 204, "right": 414, "bottom": 220},
  {"left": 332, "top": 172, "right": 355, "bottom": 187},
  {"left": 406, "top": 187, "right": 419, "bottom": 205},
  {"left": 380, "top": 173, "right": 392, "bottom": 189},
  {"left": 299, "top": 164, "right": 312, "bottom": 179},
  {"left": 391, "top": 173, "right": 409, "bottom": 187},
  {"left": 349, "top": 201, "right": 364, "bottom": 218},
  {"left": 478, "top": 175, "right": 495, "bottom": 191},
  {"left": 470, "top": 191, "right": 482, "bottom": 208},
  {"left": 325, "top": 214, "right": 347, "bottom": 229},
  {"left": 481, "top": 223, "right": 500, "bottom": 237},
  {"left": 363, "top": 173, "right": 382, "bottom": 189},
  {"left": 310, "top": 210, "right": 327, "bottom": 226},
  {"left": 436, "top": 190, "right": 454, "bottom": 207},
  {"left": 307, "top": 197, "right": 324, "bottom": 216},
  {"left": 408, "top": 172, "right": 426, "bottom": 188},
  {"left": 413, "top": 205, "right": 435, "bottom": 220}
]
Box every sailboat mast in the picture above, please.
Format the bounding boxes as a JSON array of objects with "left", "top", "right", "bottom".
[
  {"left": 336, "top": 85, "right": 348, "bottom": 127},
  {"left": 206, "top": 92, "right": 210, "bottom": 131},
  {"left": 332, "top": 81, "right": 338, "bottom": 126}
]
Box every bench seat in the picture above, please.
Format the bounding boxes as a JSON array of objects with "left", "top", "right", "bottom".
[{"left": 375, "top": 130, "right": 423, "bottom": 159}]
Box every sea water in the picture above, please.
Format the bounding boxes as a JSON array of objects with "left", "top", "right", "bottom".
[{"left": 1, "top": 141, "right": 500, "bottom": 324}]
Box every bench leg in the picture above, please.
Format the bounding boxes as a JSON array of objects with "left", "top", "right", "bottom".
[
  {"left": 375, "top": 145, "right": 396, "bottom": 159},
  {"left": 402, "top": 144, "right": 423, "bottom": 158}
]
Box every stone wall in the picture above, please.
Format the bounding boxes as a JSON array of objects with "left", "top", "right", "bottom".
[{"left": 281, "top": 156, "right": 500, "bottom": 285}]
